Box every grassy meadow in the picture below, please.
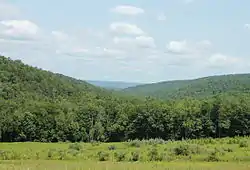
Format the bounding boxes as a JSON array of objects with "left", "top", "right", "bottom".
[{"left": 0, "top": 137, "right": 250, "bottom": 170}]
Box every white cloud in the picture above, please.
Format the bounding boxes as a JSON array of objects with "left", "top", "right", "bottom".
[
  {"left": 157, "top": 13, "right": 166, "bottom": 21},
  {"left": 110, "top": 22, "right": 145, "bottom": 35},
  {"left": 0, "top": 1, "right": 20, "bottom": 20},
  {"left": 207, "top": 53, "right": 240, "bottom": 68},
  {"left": 51, "top": 31, "right": 69, "bottom": 41},
  {"left": 166, "top": 40, "right": 191, "bottom": 54},
  {"left": 57, "top": 46, "right": 125, "bottom": 58},
  {"left": 113, "top": 36, "right": 156, "bottom": 49},
  {"left": 245, "top": 24, "right": 250, "bottom": 29},
  {"left": 0, "top": 20, "right": 40, "bottom": 40},
  {"left": 111, "top": 5, "right": 144, "bottom": 16},
  {"left": 135, "top": 36, "right": 156, "bottom": 48},
  {"left": 166, "top": 40, "right": 212, "bottom": 55}
]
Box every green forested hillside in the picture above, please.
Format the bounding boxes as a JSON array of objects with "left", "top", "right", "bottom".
[
  {"left": 1, "top": 56, "right": 250, "bottom": 143},
  {"left": 0, "top": 57, "right": 116, "bottom": 101},
  {"left": 0, "top": 56, "right": 140, "bottom": 142},
  {"left": 123, "top": 74, "right": 250, "bottom": 100}
]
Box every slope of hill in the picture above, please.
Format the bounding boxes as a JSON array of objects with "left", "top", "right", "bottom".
[
  {"left": 87, "top": 80, "right": 141, "bottom": 90},
  {"left": 0, "top": 56, "right": 115, "bottom": 104},
  {"left": 0, "top": 56, "right": 140, "bottom": 142},
  {"left": 123, "top": 74, "right": 250, "bottom": 100}
]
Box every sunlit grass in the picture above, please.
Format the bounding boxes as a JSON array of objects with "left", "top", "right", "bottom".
[
  {"left": 1, "top": 160, "right": 250, "bottom": 170},
  {"left": 0, "top": 137, "right": 249, "bottom": 169}
]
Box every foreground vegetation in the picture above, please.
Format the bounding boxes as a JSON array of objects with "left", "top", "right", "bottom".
[
  {"left": 0, "top": 137, "right": 250, "bottom": 169},
  {"left": 0, "top": 137, "right": 249, "bottom": 162},
  {"left": 1, "top": 161, "right": 250, "bottom": 170}
]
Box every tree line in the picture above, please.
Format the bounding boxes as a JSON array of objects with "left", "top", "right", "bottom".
[{"left": 1, "top": 94, "right": 250, "bottom": 142}]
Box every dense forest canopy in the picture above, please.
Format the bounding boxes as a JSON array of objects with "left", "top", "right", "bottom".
[
  {"left": 0, "top": 55, "right": 250, "bottom": 142},
  {"left": 123, "top": 74, "right": 250, "bottom": 100}
]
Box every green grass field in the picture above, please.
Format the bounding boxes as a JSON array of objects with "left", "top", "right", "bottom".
[
  {"left": 0, "top": 137, "right": 250, "bottom": 170},
  {"left": 1, "top": 161, "right": 250, "bottom": 170}
]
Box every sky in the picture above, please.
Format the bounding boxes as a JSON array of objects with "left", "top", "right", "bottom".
[{"left": 0, "top": 0, "right": 250, "bottom": 83}]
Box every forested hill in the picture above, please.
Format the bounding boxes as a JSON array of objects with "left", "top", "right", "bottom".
[
  {"left": 123, "top": 74, "right": 250, "bottom": 100},
  {"left": 0, "top": 56, "right": 119, "bottom": 103},
  {"left": 1, "top": 55, "right": 250, "bottom": 143},
  {"left": 0, "top": 55, "right": 140, "bottom": 142}
]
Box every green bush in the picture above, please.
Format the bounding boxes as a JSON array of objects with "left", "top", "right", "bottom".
[
  {"left": 172, "top": 143, "right": 203, "bottom": 156},
  {"left": 239, "top": 140, "right": 248, "bottom": 148},
  {"left": 35, "top": 152, "right": 40, "bottom": 160},
  {"left": 114, "top": 151, "right": 126, "bottom": 162},
  {"left": 145, "top": 138, "right": 166, "bottom": 145},
  {"left": 147, "top": 147, "right": 164, "bottom": 161},
  {"left": 108, "top": 145, "right": 116, "bottom": 151},
  {"left": 222, "top": 147, "right": 233, "bottom": 153},
  {"left": 198, "top": 138, "right": 216, "bottom": 145},
  {"left": 189, "top": 144, "right": 203, "bottom": 154},
  {"left": 57, "top": 149, "right": 67, "bottom": 160},
  {"left": 97, "top": 151, "right": 109, "bottom": 161},
  {"left": 129, "top": 151, "right": 140, "bottom": 162},
  {"left": 0, "top": 150, "right": 21, "bottom": 160},
  {"left": 68, "top": 143, "right": 83, "bottom": 151},
  {"left": 0, "top": 150, "right": 7, "bottom": 160},
  {"left": 173, "top": 144, "right": 190, "bottom": 156},
  {"left": 227, "top": 138, "right": 240, "bottom": 144},
  {"left": 205, "top": 150, "right": 220, "bottom": 162},
  {"left": 128, "top": 139, "right": 141, "bottom": 148},
  {"left": 47, "top": 149, "right": 56, "bottom": 160},
  {"left": 67, "top": 149, "right": 79, "bottom": 157},
  {"left": 90, "top": 140, "right": 101, "bottom": 147}
]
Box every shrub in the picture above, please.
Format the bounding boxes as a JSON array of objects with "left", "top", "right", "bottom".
[
  {"left": 91, "top": 140, "right": 100, "bottom": 146},
  {"left": 47, "top": 149, "right": 56, "bottom": 160},
  {"left": 67, "top": 149, "right": 79, "bottom": 157},
  {"left": 189, "top": 144, "right": 203, "bottom": 154},
  {"left": 164, "top": 154, "right": 175, "bottom": 162},
  {"left": 148, "top": 147, "right": 163, "bottom": 161},
  {"left": 173, "top": 144, "right": 190, "bottom": 156},
  {"left": 114, "top": 151, "right": 126, "bottom": 162},
  {"left": 172, "top": 143, "right": 203, "bottom": 156},
  {"left": 129, "top": 151, "right": 140, "bottom": 162},
  {"left": 97, "top": 151, "right": 109, "bottom": 161},
  {"left": 108, "top": 145, "right": 116, "bottom": 151},
  {"left": 197, "top": 138, "right": 216, "bottom": 145},
  {"left": 58, "top": 149, "right": 67, "bottom": 160},
  {"left": 223, "top": 147, "right": 233, "bottom": 153},
  {"left": 68, "top": 143, "right": 82, "bottom": 151},
  {"left": 239, "top": 140, "right": 248, "bottom": 148},
  {"left": 0, "top": 150, "right": 21, "bottom": 160},
  {"left": 227, "top": 138, "right": 240, "bottom": 144},
  {"left": 35, "top": 152, "right": 40, "bottom": 160},
  {"left": 146, "top": 138, "right": 166, "bottom": 145},
  {"left": 128, "top": 139, "right": 141, "bottom": 148},
  {"left": 0, "top": 150, "right": 7, "bottom": 160},
  {"left": 205, "top": 150, "right": 220, "bottom": 162},
  {"left": 215, "top": 147, "right": 225, "bottom": 156}
]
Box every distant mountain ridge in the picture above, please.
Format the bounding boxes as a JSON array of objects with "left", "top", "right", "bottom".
[
  {"left": 87, "top": 80, "right": 141, "bottom": 90},
  {"left": 123, "top": 73, "right": 250, "bottom": 100}
]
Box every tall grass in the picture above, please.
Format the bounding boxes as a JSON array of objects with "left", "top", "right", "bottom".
[{"left": 0, "top": 136, "right": 249, "bottom": 163}]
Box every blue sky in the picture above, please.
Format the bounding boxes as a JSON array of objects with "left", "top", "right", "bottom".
[{"left": 0, "top": 0, "right": 250, "bottom": 83}]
